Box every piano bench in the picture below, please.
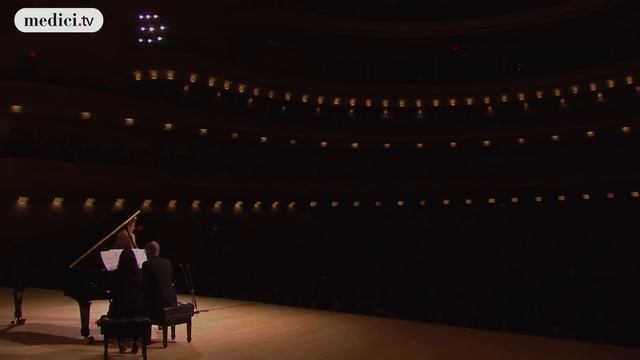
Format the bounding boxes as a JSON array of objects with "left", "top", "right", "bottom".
[
  {"left": 151, "top": 303, "right": 194, "bottom": 348},
  {"left": 97, "top": 316, "right": 151, "bottom": 360}
]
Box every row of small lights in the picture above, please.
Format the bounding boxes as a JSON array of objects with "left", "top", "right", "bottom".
[
  {"left": 14, "top": 192, "right": 640, "bottom": 211},
  {"left": 6, "top": 105, "right": 633, "bottom": 149},
  {"left": 133, "top": 69, "right": 638, "bottom": 108}
]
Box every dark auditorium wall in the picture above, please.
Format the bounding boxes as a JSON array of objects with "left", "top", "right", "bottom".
[{"left": 3, "top": 198, "right": 640, "bottom": 344}]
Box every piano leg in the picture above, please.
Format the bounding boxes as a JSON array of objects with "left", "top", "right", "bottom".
[
  {"left": 77, "top": 299, "right": 95, "bottom": 344},
  {"left": 11, "top": 287, "right": 26, "bottom": 325}
]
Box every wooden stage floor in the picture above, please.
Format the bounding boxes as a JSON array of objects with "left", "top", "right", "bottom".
[{"left": 1, "top": 287, "right": 639, "bottom": 360}]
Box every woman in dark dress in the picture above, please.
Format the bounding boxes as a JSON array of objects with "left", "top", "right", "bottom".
[{"left": 109, "top": 248, "right": 146, "bottom": 353}]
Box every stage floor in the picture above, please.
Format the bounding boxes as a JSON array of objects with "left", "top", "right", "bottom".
[{"left": 1, "top": 287, "right": 639, "bottom": 360}]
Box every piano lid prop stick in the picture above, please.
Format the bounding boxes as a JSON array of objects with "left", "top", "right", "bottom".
[{"left": 69, "top": 210, "right": 141, "bottom": 269}]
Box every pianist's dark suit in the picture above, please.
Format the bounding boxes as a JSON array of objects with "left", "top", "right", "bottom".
[{"left": 142, "top": 255, "right": 178, "bottom": 319}]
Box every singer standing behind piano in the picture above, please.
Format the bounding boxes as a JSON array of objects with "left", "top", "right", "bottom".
[{"left": 113, "top": 217, "right": 138, "bottom": 249}]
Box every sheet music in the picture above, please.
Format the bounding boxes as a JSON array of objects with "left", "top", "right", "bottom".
[{"left": 100, "top": 249, "right": 148, "bottom": 271}]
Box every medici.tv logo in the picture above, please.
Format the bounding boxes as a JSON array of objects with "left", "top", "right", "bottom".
[{"left": 15, "top": 8, "right": 104, "bottom": 33}]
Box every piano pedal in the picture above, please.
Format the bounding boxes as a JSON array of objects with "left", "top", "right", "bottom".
[{"left": 11, "top": 318, "right": 26, "bottom": 325}]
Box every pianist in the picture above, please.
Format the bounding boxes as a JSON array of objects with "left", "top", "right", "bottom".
[
  {"left": 113, "top": 217, "right": 138, "bottom": 249},
  {"left": 142, "top": 241, "right": 178, "bottom": 319}
]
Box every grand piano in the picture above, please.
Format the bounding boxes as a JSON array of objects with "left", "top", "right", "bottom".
[{"left": 9, "top": 210, "right": 140, "bottom": 343}]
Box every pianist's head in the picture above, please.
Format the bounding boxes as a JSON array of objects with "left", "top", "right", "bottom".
[{"left": 145, "top": 241, "right": 160, "bottom": 258}]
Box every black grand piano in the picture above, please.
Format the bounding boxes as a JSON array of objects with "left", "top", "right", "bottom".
[{"left": 9, "top": 210, "right": 140, "bottom": 343}]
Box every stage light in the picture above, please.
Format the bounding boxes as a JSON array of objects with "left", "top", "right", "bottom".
[
  {"left": 554, "top": 88, "right": 561, "bottom": 97},
  {"left": 416, "top": 143, "right": 424, "bottom": 149},
  {"left": 536, "top": 91, "right": 544, "bottom": 99},
  {"left": 558, "top": 195, "right": 566, "bottom": 201},
  {"left": 500, "top": 94, "right": 508, "bottom": 103},
  {"left": 621, "top": 126, "right": 631, "bottom": 133},
  {"left": 160, "top": 25, "right": 166, "bottom": 30},
  {"left": 284, "top": 92, "right": 292, "bottom": 101},
  {"left": 381, "top": 109, "right": 389, "bottom": 119},
  {"left": 449, "top": 99, "right": 457, "bottom": 107},
  {"left": 353, "top": 201, "right": 360, "bottom": 207},
  {"left": 146, "top": 15, "right": 151, "bottom": 19},
  {"left": 16, "top": 196, "right": 29, "bottom": 209},
  {"left": 416, "top": 99, "right": 423, "bottom": 108},
  {"left": 419, "top": 200, "right": 426, "bottom": 206},
  {"left": 253, "top": 201, "right": 261, "bottom": 210},
  {"left": 84, "top": 198, "right": 95, "bottom": 209},
  {"left": 166, "top": 70, "right": 175, "bottom": 80},
  {"left": 432, "top": 99, "right": 440, "bottom": 107},
  {"left": 465, "top": 199, "right": 472, "bottom": 205},
  {"left": 449, "top": 142, "right": 458, "bottom": 148},
  {"left": 114, "top": 198, "right": 125, "bottom": 210},
  {"left": 551, "top": 135, "right": 560, "bottom": 141},
  {"left": 149, "top": 27, "right": 155, "bottom": 32},
  {"left": 483, "top": 96, "right": 491, "bottom": 104},
  {"left": 280, "top": 106, "right": 286, "bottom": 113},
  {"left": 482, "top": 140, "right": 491, "bottom": 147},
  {"left": 168, "top": 200, "right": 177, "bottom": 210},
  {"left": 153, "top": 14, "right": 158, "bottom": 19},
  {"left": 442, "top": 199, "right": 450, "bottom": 205},
  {"left": 632, "top": 191, "right": 640, "bottom": 198},
  {"left": 149, "top": 70, "right": 159, "bottom": 79},
  {"left": 288, "top": 202, "right": 295, "bottom": 210},
  {"left": 142, "top": 199, "right": 152, "bottom": 209},
  {"left": 252, "top": 87, "right": 260, "bottom": 96},
  {"left": 586, "top": 131, "right": 595, "bottom": 138},
  {"left": 488, "top": 198, "right": 496, "bottom": 204},
  {"left": 606, "top": 193, "right": 615, "bottom": 199},
  {"left": 535, "top": 196, "right": 542, "bottom": 202},
  {"left": 581, "top": 194, "right": 590, "bottom": 200},
  {"left": 486, "top": 105, "right": 494, "bottom": 116},
  {"left": 213, "top": 201, "right": 222, "bottom": 211},
  {"left": 138, "top": 38, "right": 143, "bottom": 43},
  {"left": 399, "top": 99, "right": 406, "bottom": 108},
  {"left": 570, "top": 85, "right": 579, "bottom": 94},
  {"left": 191, "top": 200, "right": 200, "bottom": 210},
  {"left": 397, "top": 201, "right": 404, "bottom": 207},
  {"left": 589, "top": 83, "right": 597, "bottom": 91},
  {"left": 320, "top": 141, "right": 328, "bottom": 148},
  {"left": 259, "top": 137, "right": 267, "bottom": 144},
  {"left": 331, "top": 201, "right": 339, "bottom": 207},
  {"left": 157, "top": 36, "right": 163, "bottom": 41},
  {"left": 289, "top": 139, "right": 296, "bottom": 146},
  {"left": 231, "top": 132, "right": 239, "bottom": 139},
  {"left": 382, "top": 99, "right": 389, "bottom": 107},
  {"left": 383, "top": 143, "right": 391, "bottom": 149},
  {"left": 271, "top": 201, "right": 279, "bottom": 210},
  {"left": 51, "top": 197, "right": 64, "bottom": 209},
  {"left": 234, "top": 201, "right": 243, "bottom": 211},
  {"left": 351, "top": 143, "right": 359, "bottom": 149},
  {"left": 597, "top": 92, "right": 604, "bottom": 103},
  {"left": 375, "top": 201, "right": 382, "bottom": 207},
  {"left": 517, "top": 138, "right": 526, "bottom": 144},
  {"left": 10, "top": 105, "right": 23, "bottom": 113},
  {"left": 607, "top": 79, "right": 615, "bottom": 88},
  {"left": 333, "top": 97, "right": 341, "bottom": 106},
  {"left": 366, "top": 99, "right": 373, "bottom": 107},
  {"left": 310, "top": 201, "right": 317, "bottom": 207},
  {"left": 80, "top": 112, "right": 91, "bottom": 120},
  {"left": 518, "top": 93, "right": 526, "bottom": 101},
  {"left": 163, "top": 123, "right": 173, "bottom": 131},
  {"left": 199, "top": 128, "right": 208, "bottom": 135},
  {"left": 147, "top": 39, "right": 153, "bottom": 43},
  {"left": 317, "top": 96, "right": 324, "bottom": 104},
  {"left": 559, "top": 98, "right": 567, "bottom": 107},
  {"left": 511, "top": 197, "right": 519, "bottom": 203},
  {"left": 138, "top": 15, "right": 143, "bottom": 19},
  {"left": 301, "top": 94, "right": 309, "bottom": 103}
]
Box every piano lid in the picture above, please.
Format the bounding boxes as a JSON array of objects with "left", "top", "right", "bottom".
[{"left": 69, "top": 210, "right": 140, "bottom": 269}]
